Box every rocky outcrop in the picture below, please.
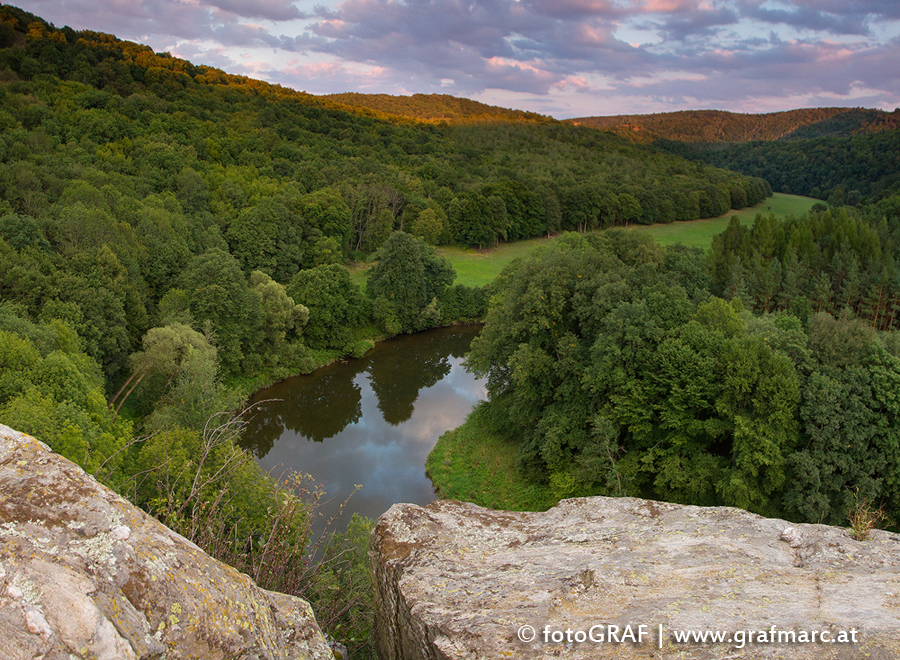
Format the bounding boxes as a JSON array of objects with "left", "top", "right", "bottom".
[
  {"left": 372, "top": 497, "right": 900, "bottom": 659},
  {"left": 0, "top": 424, "right": 334, "bottom": 660}
]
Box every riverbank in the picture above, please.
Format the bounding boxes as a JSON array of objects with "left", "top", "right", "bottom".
[
  {"left": 426, "top": 402, "right": 556, "bottom": 512},
  {"left": 226, "top": 327, "right": 383, "bottom": 399},
  {"left": 229, "top": 318, "right": 486, "bottom": 402}
]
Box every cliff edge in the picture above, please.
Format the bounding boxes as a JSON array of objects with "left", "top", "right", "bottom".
[
  {"left": 372, "top": 497, "right": 900, "bottom": 659},
  {"left": 0, "top": 423, "right": 334, "bottom": 660}
]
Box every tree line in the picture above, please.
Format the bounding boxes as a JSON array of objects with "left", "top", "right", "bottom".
[
  {"left": 709, "top": 207, "right": 900, "bottom": 329},
  {"left": 571, "top": 107, "right": 900, "bottom": 144}
]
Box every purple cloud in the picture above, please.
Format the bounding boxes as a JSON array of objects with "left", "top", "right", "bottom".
[
  {"left": 207, "top": 0, "right": 306, "bottom": 21},
  {"left": 10, "top": 0, "right": 900, "bottom": 116}
]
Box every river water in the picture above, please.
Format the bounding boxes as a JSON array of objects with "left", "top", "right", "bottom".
[{"left": 239, "top": 325, "right": 486, "bottom": 533}]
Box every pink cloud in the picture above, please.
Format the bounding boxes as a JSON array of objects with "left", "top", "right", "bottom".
[{"left": 9, "top": 0, "right": 900, "bottom": 117}]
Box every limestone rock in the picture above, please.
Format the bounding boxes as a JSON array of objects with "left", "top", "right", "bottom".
[
  {"left": 372, "top": 497, "right": 900, "bottom": 659},
  {"left": 0, "top": 424, "right": 334, "bottom": 660}
]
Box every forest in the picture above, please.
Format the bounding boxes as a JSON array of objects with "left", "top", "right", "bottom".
[
  {"left": 570, "top": 106, "right": 900, "bottom": 206},
  {"left": 463, "top": 210, "right": 900, "bottom": 525},
  {"left": 323, "top": 92, "right": 554, "bottom": 124},
  {"left": 570, "top": 107, "right": 900, "bottom": 143},
  {"left": 1, "top": 2, "right": 900, "bottom": 656}
]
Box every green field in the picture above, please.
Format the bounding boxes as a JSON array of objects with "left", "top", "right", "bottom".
[
  {"left": 350, "top": 194, "right": 818, "bottom": 288},
  {"left": 347, "top": 234, "right": 550, "bottom": 289},
  {"left": 627, "top": 193, "right": 819, "bottom": 248},
  {"left": 437, "top": 236, "right": 553, "bottom": 287}
]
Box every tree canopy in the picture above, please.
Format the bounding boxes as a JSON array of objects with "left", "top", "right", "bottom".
[
  {"left": 367, "top": 231, "right": 455, "bottom": 333},
  {"left": 467, "top": 228, "right": 900, "bottom": 523}
]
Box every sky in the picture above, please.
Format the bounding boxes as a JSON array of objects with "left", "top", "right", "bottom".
[{"left": 13, "top": 0, "right": 900, "bottom": 119}]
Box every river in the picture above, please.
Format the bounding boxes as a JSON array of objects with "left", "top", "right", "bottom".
[{"left": 239, "top": 325, "right": 486, "bottom": 535}]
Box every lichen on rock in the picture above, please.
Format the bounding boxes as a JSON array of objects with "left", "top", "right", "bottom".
[
  {"left": 372, "top": 496, "right": 900, "bottom": 659},
  {"left": 0, "top": 424, "right": 334, "bottom": 660}
]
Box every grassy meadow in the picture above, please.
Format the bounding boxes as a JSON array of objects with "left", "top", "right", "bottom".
[
  {"left": 427, "top": 193, "right": 818, "bottom": 287},
  {"left": 349, "top": 194, "right": 818, "bottom": 289},
  {"left": 425, "top": 404, "right": 557, "bottom": 512},
  {"left": 626, "top": 193, "right": 819, "bottom": 249}
]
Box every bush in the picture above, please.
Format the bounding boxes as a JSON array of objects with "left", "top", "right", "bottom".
[{"left": 127, "top": 408, "right": 378, "bottom": 656}]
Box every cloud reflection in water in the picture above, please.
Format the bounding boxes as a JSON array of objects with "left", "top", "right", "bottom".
[{"left": 241, "top": 326, "right": 487, "bottom": 530}]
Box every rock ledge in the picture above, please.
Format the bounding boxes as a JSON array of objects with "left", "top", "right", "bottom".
[
  {"left": 372, "top": 496, "right": 900, "bottom": 659},
  {"left": 0, "top": 424, "right": 334, "bottom": 660}
]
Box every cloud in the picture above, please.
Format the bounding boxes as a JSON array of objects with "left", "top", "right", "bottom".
[
  {"left": 272, "top": 59, "right": 392, "bottom": 91},
  {"left": 206, "top": 0, "right": 306, "bottom": 22},
  {"left": 525, "top": 0, "right": 629, "bottom": 20},
  {"left": 209, "top": 20, "right": 285, "bottom": 48},
  {"left": 12, "top": 0, "right": 900, "bottom": 116},
  {"left": 18, "top": 0, "right": 307, "bottom": 46},
  {"left": 625, "top": 35, "right": 900, "bottom": 105},
  {"left": 737, "top": 2, "right": 869, "bottom": 36},
  {"left": 286, "top": 0, "right": 658, "bottom": 95}
]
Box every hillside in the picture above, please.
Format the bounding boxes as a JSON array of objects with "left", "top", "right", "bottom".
[
  {"left": 568, "top": 107, "right": 900, "bottom": 143},
  {"left": 323, "top": 92, "right": 554, "bottom": 124},
  {"left": 566, "top": 106, "right": 900, "bottom": 203},
  {"left": 0, "top": 0, "right": 769, "bottom": 491}
]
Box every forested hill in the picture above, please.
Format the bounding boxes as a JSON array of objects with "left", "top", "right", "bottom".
[
  {"left": 568, "top": 106, "right": 900, "bottom": 205},
  {"left": 0, "top": 2, "right": 770, "bottom": 282},
  {"left": 0, "top": 2, "right": 768, "bottom": 408},
  {"left": 323, "top": 92, "right": 553, "bottom": 124},
  {"left": 569, "top": 108, "right": 900, "bottom": 143}
]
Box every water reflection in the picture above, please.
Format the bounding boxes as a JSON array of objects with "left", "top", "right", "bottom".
[
  {"left": 239, "top": 326, "right": 486, "bottom": 529},
  {"left": 245, "top": 359, "right": 369, "bottom": 457},
  {"left": 368, "top": 331, "right": 454, "bottom": 425}
]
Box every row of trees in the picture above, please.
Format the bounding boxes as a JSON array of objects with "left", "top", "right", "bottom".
[
  {"left": 467, "top": 227, "right": 900, "bottom": 525},
  {"left": 709, "top": 207, "right": 900, "bottom": 330}
]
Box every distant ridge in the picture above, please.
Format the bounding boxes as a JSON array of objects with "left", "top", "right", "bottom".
[
  {"left": 323, "top": 92, "right": 555, "bottom": 124},
  {"left": 568, "top": 108, "right": 900, "bottom": 143}
]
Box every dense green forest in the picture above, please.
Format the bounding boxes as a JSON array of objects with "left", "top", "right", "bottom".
[
  {"left": 569, "top": 107, "right": 900, "bottom": 143},
  {"left": 462, "top": 210, "right": 900, "bottom": 525},
  {"left": 324, "top": 92, "right": 553, "bottom": 124},
  {"left": 570, "top": 106, "right": 900, "bottom": 207},
  {"left": 674, "top": 130, "right": 900, "bottom": 203},
  {"left": 0, "top": 4, "right": 773, "bottom": 656}
]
